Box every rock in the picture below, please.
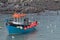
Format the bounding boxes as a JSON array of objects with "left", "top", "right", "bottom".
[{"left": 20, "top": 7, "right": 45, "bottom": 13}]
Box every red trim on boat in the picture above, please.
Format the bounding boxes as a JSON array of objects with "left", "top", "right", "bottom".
[{"left": 24, "top": 21, "right": 38, "bottom": 30}]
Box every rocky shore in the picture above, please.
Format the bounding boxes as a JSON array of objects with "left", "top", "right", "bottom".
[{"left": 0, "top": 0, "right": 60, "bottom": 14}]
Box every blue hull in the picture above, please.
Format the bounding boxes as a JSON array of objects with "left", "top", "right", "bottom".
[{"left": 6, "top": 26, "right": 36, "bottom": 34}]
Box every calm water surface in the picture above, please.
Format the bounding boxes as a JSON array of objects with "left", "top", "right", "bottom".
[{"left": 0, "top": 10, "right": 60, "bottom": 40}]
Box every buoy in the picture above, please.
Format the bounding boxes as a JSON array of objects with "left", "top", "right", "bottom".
[
  {"left": 19, "top": 26, "right": 23, "bottom": 29},
  {"left": 17, "top": 26, "right": 20, "bottom": 28},
  {"left": 24, "top": 27, "right": 27, "bottom": 30}
]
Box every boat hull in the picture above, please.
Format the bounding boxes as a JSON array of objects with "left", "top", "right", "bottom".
[{"left": 6, "top": 26, "right": 36, "bottom": 35}]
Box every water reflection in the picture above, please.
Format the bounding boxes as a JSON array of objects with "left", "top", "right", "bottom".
[
  {"left": 6, "top": 29, "right": 37, "bottom": 40},
  {"left": 6, "top": 35, "right": 25, "bottom": 40}
]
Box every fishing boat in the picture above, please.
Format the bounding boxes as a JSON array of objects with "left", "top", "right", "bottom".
[{"left": 6, "top": 12, "right": 38, "bottom": 34}]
